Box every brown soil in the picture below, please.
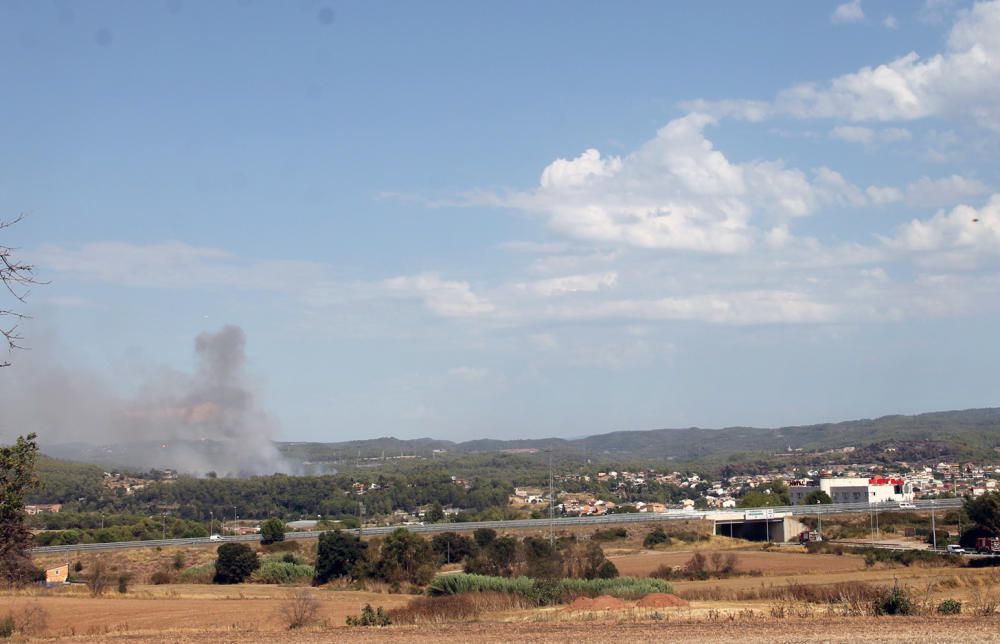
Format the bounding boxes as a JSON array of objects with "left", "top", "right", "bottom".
[
  {"left": 635, "top": 592, "right": 689, "bottom": 607},
  {"left": 610, "top": 549, "right": 866, "bottom": 577},
  {"left": 2, "top": 586, "right": 411, "bottom": 637},
  {"left": 33, "top": 616, "right": 1000, "bottom": 643},
  {"left": 565, "top": 595, "right": 630, "bottom": 611}
]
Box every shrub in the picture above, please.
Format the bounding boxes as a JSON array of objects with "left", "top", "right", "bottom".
[
  {"left": 643, "top": 528, "right": 670, "bottom": 548},
  {"left": 86, "top": 559, "right": 110, "bottom": 596},
  {"left": 346, "top": 604, "right": 391, "bottom": 627},
  {"left": 875, "top": 583, "right": 914, "bottom": 616},
  {"left": 0, "top": 615, "right": 14, "bottom": 639},
  {"left": 178, "top": 563, "right": 215, "bottom": 584},
  {"left": 253, "top": 560, "right": 315, "bottom": 585},
  {"left": 117, "top": 572, "right": 132, "bottom": 594},
  {"left": 592, "top": 528, "right": 628, "bottom": 542},
  {"left": 213, "top": 543, "right": 260, "bottom": 584},
  {"left": 428, "top": 573, "right": 671, "bottom": 603},
  {"left": 149, "top": 570, "right": 173, "bottom": 585},
  {"left": 172, "top": 552, "right": 185, "bottom": 570},
  {"left": 596, "top": 560, "right": 619, "bottom": 579},
  {"left": 938, "top": 599, "right": 962, "bottom": 614},
  {"left": 281, "top": 590, "right": 320, "bottom": 629},
  {"left": 388, "top": 592, "right": 534, "bottom": 624}
]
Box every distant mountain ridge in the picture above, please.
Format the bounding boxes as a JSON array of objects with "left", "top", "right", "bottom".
[
  {"left": 43, "top": 407, "right": 1000, "bottom": 471},
  {"left": 279, "top": 407, "right": 1000, "bottom": 464}
]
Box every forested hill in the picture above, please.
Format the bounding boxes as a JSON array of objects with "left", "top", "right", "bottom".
[{"left": 282, "top": 407, "right": 1000, "bottom": 463}]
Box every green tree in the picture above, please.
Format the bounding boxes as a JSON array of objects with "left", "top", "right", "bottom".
[
  {"left": 374, "top": 528, "right": 436, "bottom": 585},
  {"left": 314, "top": 530, "right": 367, "bottom": 584},
  {"left": 473, "top": 527, "right": 496, "bottom": 549},
  {"left": 425, "top": 501, "right": 445, "bottom": 523},
  {"left": 213, "top": 542, "right": 259, "bottom": 584},
  {"left": 260, "top": 517, "right": 287, "bottom": 545},
  {"left": 965, "top": 491, "right": 1000, "bottom": 536},
  {"left": 0, "top": 433, "right": 40, "bottom": 586},
  {"left": 430, "top": 531, "right": 474, "bottom": 564},
  {"left": 522, "top": 536, "right": 562, "bottom": 579},
  {"left": 801, "top": 490, "right": 832, "bottom": 505}
]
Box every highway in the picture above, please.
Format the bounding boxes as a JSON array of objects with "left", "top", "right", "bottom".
[{"left": 31, "top": 498, "right": 963, "bottom": 555}]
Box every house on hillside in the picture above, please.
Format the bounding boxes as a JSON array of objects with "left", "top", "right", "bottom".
[
  {"left": 25, "top": 504, "right": 62, "bottom": 515},
  {"left": 45, "top": 564, "right": 69, "bottom": 586}
]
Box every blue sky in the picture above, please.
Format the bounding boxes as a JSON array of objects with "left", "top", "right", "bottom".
[{"left": 3, "top": 0, "right": 1000, "bottom": 444}]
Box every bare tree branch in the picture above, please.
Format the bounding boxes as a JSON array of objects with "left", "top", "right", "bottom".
[{"left": 1, "top": 215, "right": 45, "bottom": 367}]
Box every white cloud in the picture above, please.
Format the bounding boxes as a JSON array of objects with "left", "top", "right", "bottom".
[
  {"left": 830, "top": 125, "right": 913, "bottom": 145},
  {"left": 831, "top": 0, "right": 865, "bottom": 24},
  {"left": 831, "top": 125, "right": 875, "bottom": 144},
  {"left": 515, "top": 271, "right": 618, "bottom": 297},
  {"left": 484, "top": 113, "right": 865, "bottom": 254},
  {"left": 884, "top": 193, "right": 1000, "bottom": 255},
  {"left": 689, "top": 1, "right": 1000, "bottom": 130},
  {"left": 547, "top": 290, "right": 838, "bottom": 325},
  {"left": 867, "top": 175, "right": 991, "bottom": 208},
  {"left": 883, "top": 14, "right": 898, "bottom": 29},
  {"left": 866, "top": 185, "right": 904, "bottom": 205},
  {"left": 35, "top": 241, "right": 328, "bottom": 291},
  {"left": 904, "top": 175, "right": 991, "bottom": 207},
  {"left": 384, "top": 273, "right": 494, "bottom": 317},
  {"left": 448, "top": 366, "right": 491, "bottom": 382}
]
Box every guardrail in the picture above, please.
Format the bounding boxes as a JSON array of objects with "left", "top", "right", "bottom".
[{"left": 31, "top": 497, "right": 964, "bottom": 554}]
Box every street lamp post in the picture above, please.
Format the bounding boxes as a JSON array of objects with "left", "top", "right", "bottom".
[
  {"left": 816, "top": 500, "right": 822, "bottom": 538},
  {"left": 210, "top": 510, "right": 214, "bottom": 536}
]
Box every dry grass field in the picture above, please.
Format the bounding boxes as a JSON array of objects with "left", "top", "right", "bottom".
[
  {"left": 609, "top": 548, "right": 868, "bottom": 577},
  {"left": 12, "top": 527, "right": 1000, "bottom": 641}
]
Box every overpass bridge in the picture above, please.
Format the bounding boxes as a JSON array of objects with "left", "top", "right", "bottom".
[{"left": 31, "top": 498, "right": 963, "bottom": 554}]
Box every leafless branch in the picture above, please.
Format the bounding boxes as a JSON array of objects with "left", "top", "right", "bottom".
[{"left": 1, "top": 214, "right": 44, "bottom": 367}]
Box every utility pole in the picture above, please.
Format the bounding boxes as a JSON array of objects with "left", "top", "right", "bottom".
[
  {"left": 931, "top": 499, "right": 937, "bottom": 550},
  {"left": 210, "top": 510, "right": 214, "bottom": 536},
  {"left": 358, "top": 501, "right": 366, "bottom": 539},
  {"left": 548, "top": 449, "right": 555, "bottom": 547},
  {"left": 816, "top": 500, "right": 822, "bottom": 538},
  {"left": 161, "top": 512, "right": 166, "bottom": 540}
]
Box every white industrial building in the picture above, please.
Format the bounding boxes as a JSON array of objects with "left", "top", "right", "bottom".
[{"left": 789, "top": 477, "right": 914, "bottom": 505}]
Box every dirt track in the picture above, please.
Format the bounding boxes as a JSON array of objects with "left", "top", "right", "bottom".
[{"left": 37, "top": 617, "right": 1000, "bottom": 643}]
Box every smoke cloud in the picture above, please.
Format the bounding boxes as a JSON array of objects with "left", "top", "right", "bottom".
[{"left": 0, "top": 325, "right": 290, "bottom": 476}]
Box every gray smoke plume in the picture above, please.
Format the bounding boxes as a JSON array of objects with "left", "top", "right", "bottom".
[{"left": 0, "top": 325, "right": 290, "bottom": 476}]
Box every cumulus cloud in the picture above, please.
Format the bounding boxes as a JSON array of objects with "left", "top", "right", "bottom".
[
  {"left": 831, "top": 0, "right": 865, "bottom": 24},
  {"left": 482, "top": 113, "right": 865, "bottom": 254},
  {"left": 883, "top": 14, "right": 898, "bottom": 29},
  {"left": 384, "top": 273, "right": 494, "bottom": 317},
  {"left": 884, "top": 193, "right": 1000, "bottom": 255},
  {"left": 688, "top": 1, "right": 1000, "bottom": 129},
  {"left": 866, "top": 175, "right": 991, "bottom": 208}
]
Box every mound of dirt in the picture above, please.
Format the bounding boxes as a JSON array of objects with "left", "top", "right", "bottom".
[
  {"left": 635, "top": 593, "right": 689, "bottom": 608},
  {"left": 588, "top": 595, "right": 629, "bottom": 610},
  {"left": 565, "top": 595, "right": 630, "bottom": 611},
  {"left": 566, "top": 596, "right": 597, "bottom": 611}
]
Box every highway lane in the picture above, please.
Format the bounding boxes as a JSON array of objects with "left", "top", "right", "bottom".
[{"left": 31, "top": 498, "right": 963, "bottom": 554}]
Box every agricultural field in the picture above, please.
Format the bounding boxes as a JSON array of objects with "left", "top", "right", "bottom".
[{"left": 9, "top": 532, "right": 1000, "bottom": 642}]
